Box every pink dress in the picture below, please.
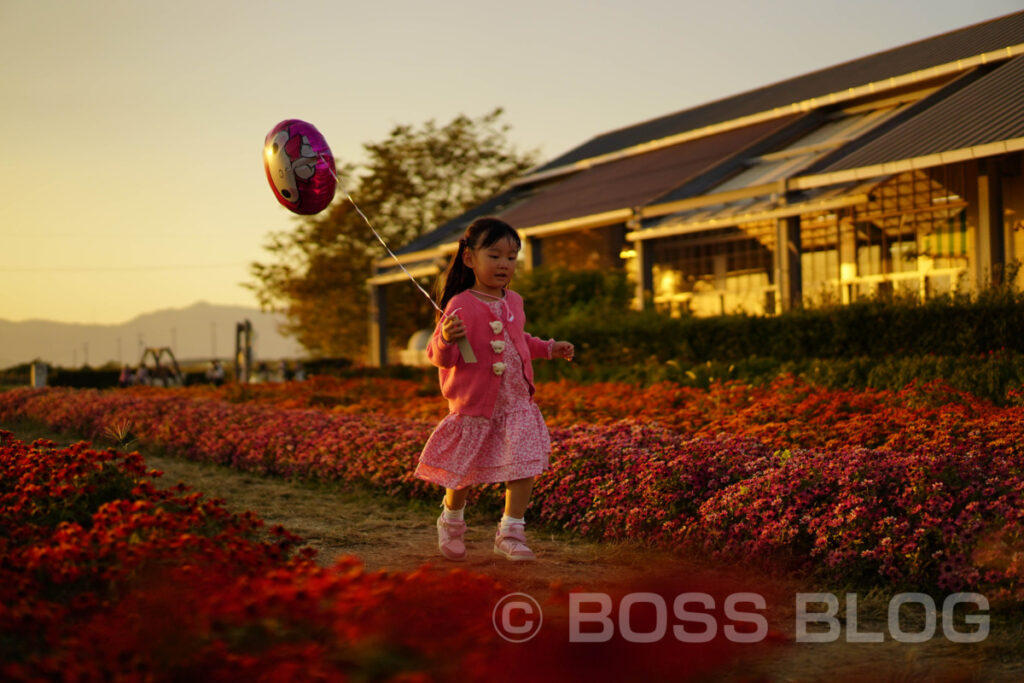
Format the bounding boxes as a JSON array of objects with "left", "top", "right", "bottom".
[{"left": 415, "top": 299, "right": 551, "bottom": 489}]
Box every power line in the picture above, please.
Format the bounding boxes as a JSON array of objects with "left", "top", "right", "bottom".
[{"left": 0, "top": 263, "right": 250, "bottom": 273}]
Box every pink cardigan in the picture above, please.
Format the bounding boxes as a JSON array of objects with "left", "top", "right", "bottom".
[{"left": 427, "top": 290, "right": 553, "bottom": 417}]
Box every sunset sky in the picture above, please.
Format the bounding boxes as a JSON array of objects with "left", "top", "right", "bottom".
[{"left": 1, "top": 0, "right": 1018, "bottom": 324}]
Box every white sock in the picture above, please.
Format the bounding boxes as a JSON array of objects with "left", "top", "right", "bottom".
[
  {"left": 499, "top": 514, "right": 524, "bottom": 532},
  {"left": 442, "top": 500, "right": 465, "bottom": 522}
]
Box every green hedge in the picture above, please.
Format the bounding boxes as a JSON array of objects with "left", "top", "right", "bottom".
[
  {"left": 532, "top": 295, "right": 1024, "bottom": 365},
  {"left": 515, "top": 267, "right": 632, "bottom": 326},
  {"left": 0, "top": 362, "right": 32, "bottom": 387},
  {"left": 530, "top": 349, "right": 1024, "bottom": 404},
  {"left": 516, "top": 269, "right": 1024, "bottom": 401},
  {"left": 47, "top": 368, "right": 121, "bottom": 389}
]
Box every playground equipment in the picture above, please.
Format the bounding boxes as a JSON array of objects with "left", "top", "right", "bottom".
[{"left": 138, "top": 347, "right": 184, "bottom": 387}]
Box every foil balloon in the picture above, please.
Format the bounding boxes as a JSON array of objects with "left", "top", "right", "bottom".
[{"left": 263, "top": 119, "right": 336, "bottom": 215}]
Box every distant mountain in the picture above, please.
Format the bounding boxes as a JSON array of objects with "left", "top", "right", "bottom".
[{"left": 0, "top": 302, "right": 305, "bottom": 368}]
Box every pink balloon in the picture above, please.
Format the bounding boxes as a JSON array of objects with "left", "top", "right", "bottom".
[{"left": 263, "top": 119, "right": 337, "bottom": 215}]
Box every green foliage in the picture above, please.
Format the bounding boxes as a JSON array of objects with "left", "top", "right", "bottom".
[
  {"left": 247, "top": 108, "right": 538, "bottom": 360},
  {"left": 247, "top": 203, "right": 376, "bottom": 360},
  {"left": 530, "top": 292, "right": 1024, "bottom": 402},
  {"left": 534, "top": 296, "right": 1024, "bottom": 365},
  {"left": 0, "top": 362, "right": 33, "bottom": 387},
  {"left": 48, "top": 367, "right": 120, "bottom": 389},
  {"left": 801, "top": 351, "right": 1024, "bottom": 404},
  {"left": 516, "top": 267, "right": 632, "bottom": 325},
  {"left": 533, "top": 349, "right": 1024, "bottom": 404}
]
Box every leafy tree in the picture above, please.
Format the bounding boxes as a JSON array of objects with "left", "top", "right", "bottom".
[{"left": 248, "top": 108, "right": 538, "bottom": 360}]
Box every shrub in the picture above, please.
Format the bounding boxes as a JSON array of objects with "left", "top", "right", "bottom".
[
  {"left": 533, "top": 295, "right": 1024, "bottom": 366},
  {"left": 47, "top": 367, "right": 120, "bottom": 389},
  {"left": 517, "top": 267, "right": 632, "bottom": 326}
]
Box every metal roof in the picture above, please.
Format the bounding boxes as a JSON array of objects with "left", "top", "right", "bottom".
[
  {"left": 633, "top": 180, "right": 881, "bottom": 242},
  {"left": 532, "top": 11, "right": 1024, "bottom": 175},
  {"left": 650, "top": 104, "right": 908, "bottom": 207},
  {"left": 387, "top": 12, "right": 1024, "bottom": 266},
  {"left": 494, "top": 114, "right": 802, "bottom": 230},
  {"left": 392, "top": 186, "right": 528, "bottom": 256},
  {"left": 818, "top": 55, "right": 1024, "bottom": 172}
]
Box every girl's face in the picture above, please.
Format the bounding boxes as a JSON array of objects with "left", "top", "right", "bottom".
[{"left": 463, "top": 236, "right": 519, "bottom": 296}]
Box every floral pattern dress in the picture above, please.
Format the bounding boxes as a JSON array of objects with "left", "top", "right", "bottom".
[{"left": 415, "top": 299, "right": 551, "bottom": 489}]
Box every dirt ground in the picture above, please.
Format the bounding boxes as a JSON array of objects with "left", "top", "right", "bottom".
[{"left": 6, "top": 421, "right": 1024, "bottom": 681}]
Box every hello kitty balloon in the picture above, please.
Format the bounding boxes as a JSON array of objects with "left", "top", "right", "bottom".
[{"left": 263, "top": 119, "right": 336, "bottom": 215}]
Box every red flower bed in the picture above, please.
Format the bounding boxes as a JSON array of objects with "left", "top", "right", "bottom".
[
  {"left": 0, "top": 431, "right": 765, "bottom": 681},
  {"left": 3, "top": 377, "right": 1024, "bottom": 601},
  {"left": 128, "top": 375, "right": 1024, "bottom": 455}
]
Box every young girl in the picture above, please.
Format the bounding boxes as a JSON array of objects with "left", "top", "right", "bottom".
[{"left": 414, "top": 217, "right": 573, "bottom": 562}]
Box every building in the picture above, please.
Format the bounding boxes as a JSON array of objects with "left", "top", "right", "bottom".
[{"left": 368, "top": 11, "right": 1024, "bottom": 365}]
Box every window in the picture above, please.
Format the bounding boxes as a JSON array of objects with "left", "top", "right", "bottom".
[
  {"left": 841, "top": 165, "right": 971, "bottom": 301},
  {"left": 650, "top": 224, "right": 775, "bottom": 316}
]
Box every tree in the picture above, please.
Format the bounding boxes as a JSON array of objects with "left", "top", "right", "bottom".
[{"left": 247, "top": 108, "right": 538, "bottom": 360}]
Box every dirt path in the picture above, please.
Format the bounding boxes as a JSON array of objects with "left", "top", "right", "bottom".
[
  {"left": 6, "top": 421, "right": 1024, "bottom": 681},
  {"left": 6, "top": 420, "right": 699, "bottom": 592},
  {"left": 144, "top": 455, "right": 1021, "bottom": 683},
  {"left": 141, "top": 451, "right": 700, "bottom": 593}
]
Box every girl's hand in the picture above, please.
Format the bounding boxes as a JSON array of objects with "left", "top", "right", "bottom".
[
  {"left": 552, "top": 341, "right": 574, "bottom": 361},
  {"left": 441, "top": 315, "right": 466, "bottom": 344}
]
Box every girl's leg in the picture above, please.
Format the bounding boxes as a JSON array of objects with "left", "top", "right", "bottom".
[
  {"left": 503, "top": 476, "right": 534, "bottom": 518},
  {"left": 494, "top": 477, "right": 537, "bottom": 561},
  {"left": 438, "top": 486, "right": 469, "bottom": 562},
  {"left": 445, "top": 486, "right": 469, "bottom": 511}
]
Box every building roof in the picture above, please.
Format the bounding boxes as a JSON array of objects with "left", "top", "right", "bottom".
[
  {"left": 389, "top": 10, "right": 1024, "bottom": 263},
  {"left": 391, "top": 186, "right": 528, "bottom": 257},
  {"left": 494, "top": 114, "right": 802, "bottom": 230},
  {"left": 632, "top": 179, "right": 882, "bottom": 243},
  {"left": 817, "top": 55, "right": 1024, "bottom": 173},
  {"left": 531, "top": 11, "right": 1024, "bottom": 175}
]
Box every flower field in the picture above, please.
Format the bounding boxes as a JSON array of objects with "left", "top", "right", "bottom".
[
  {"left": 1, "top": 429, "right": 764, "bottom": 681},
  {"left": 2, "top": 375, "right": 1023, "bottom": 603}
]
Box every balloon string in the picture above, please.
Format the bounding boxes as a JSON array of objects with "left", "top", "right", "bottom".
[{"left": 319, "top": 154, "right": 443, "bottom": 315}]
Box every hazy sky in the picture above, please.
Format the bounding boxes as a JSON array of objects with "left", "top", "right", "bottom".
[{"left": 1, "top": 0, "right": 1019, "bottom": 324}]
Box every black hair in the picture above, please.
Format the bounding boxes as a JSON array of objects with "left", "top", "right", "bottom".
[{"left": 436, "top": 217, "right": 521, "bottom": 318}]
